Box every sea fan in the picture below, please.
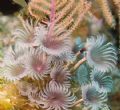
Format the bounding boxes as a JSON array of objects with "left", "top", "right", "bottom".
[
  {"left": 28, "top": 0, "right": 91, "bottom": 33},
  {"left": 96, "top": 0, "right": 116, "bottom": 27},
  {"left": 39, "top": 83, "right": 76, "bottom": 110},
  {"left": 85, "top": 35, "right": 117, "bottom": 72},
  {"left": 112, "top": 0, "right": 120, "bottom": 18},
  {"left": 82, "top": 84, "right": 107, "bottom": 110},
  {"left": 90, "top": 70, "right": 113, "bottom": 93}
]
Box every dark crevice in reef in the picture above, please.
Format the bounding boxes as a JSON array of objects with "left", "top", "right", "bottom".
[{"left": 0, "top": 0, "right": 21, "bottom": 15}]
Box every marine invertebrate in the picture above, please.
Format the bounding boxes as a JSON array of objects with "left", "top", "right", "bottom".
[
  {"left": 2, "top": 47, "right": 27, "bottom": 81},
  {"left": 38, "top": 29, "right": 73, "bottom": 56},
  {"left": 13, "top": 19, "right": 42, "bottom": 49},
  {"left": 39, "top": 83, "right": 76, "bottom": 110},
  {"left": 82, "top": 84, "right": 107, "bottom": 110},
  {"left": 28, "top": 88, "right": 40, "bottom": 104},
  {"left": 32, "top": 0, "right": 73, "bottom": 56},
  {"left": 96, "top": 0, "right": 116, "bottom": 27},
  {"left": 24, "top": 49, "right": 50, "bottom": 80},
  {"left": 3, "top": 60, "right": 27, "bottom": 81},
  {"left": 90, "top": 70, "right": 113, "bottom": 93},
  {"left": 3, "top": 46, "right": 26, "bottom": 65},
  {"left": 85, "top": 35, "right": 117, "bottom": 72},
  {"left": 0, "top": 0, "right": 119, "bottom": 110},
  {"left": 50, "top": 65, "right": 71, "bottom": 88},
  {"left": 28, "top": 0, "right": 120, "bottom": 30},
  {"left": 28, "top": 0, "right": 91, "bottom": 33},
  {"left": 75, "top": 64, "right": 89, "bottom": 85}
]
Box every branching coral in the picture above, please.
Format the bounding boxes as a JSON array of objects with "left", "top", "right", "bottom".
[
  {"left": 112, "top": 0, "right": 120, "bottom": 17},
  {"left": 96, "top": 0, "right": 116, "bottom": 27},
  {"left": 28, "top": 0, "right": 120, "bottom": 30},
  {"left": 28, "top": 0, "right": 91, "bottom": 33}
]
